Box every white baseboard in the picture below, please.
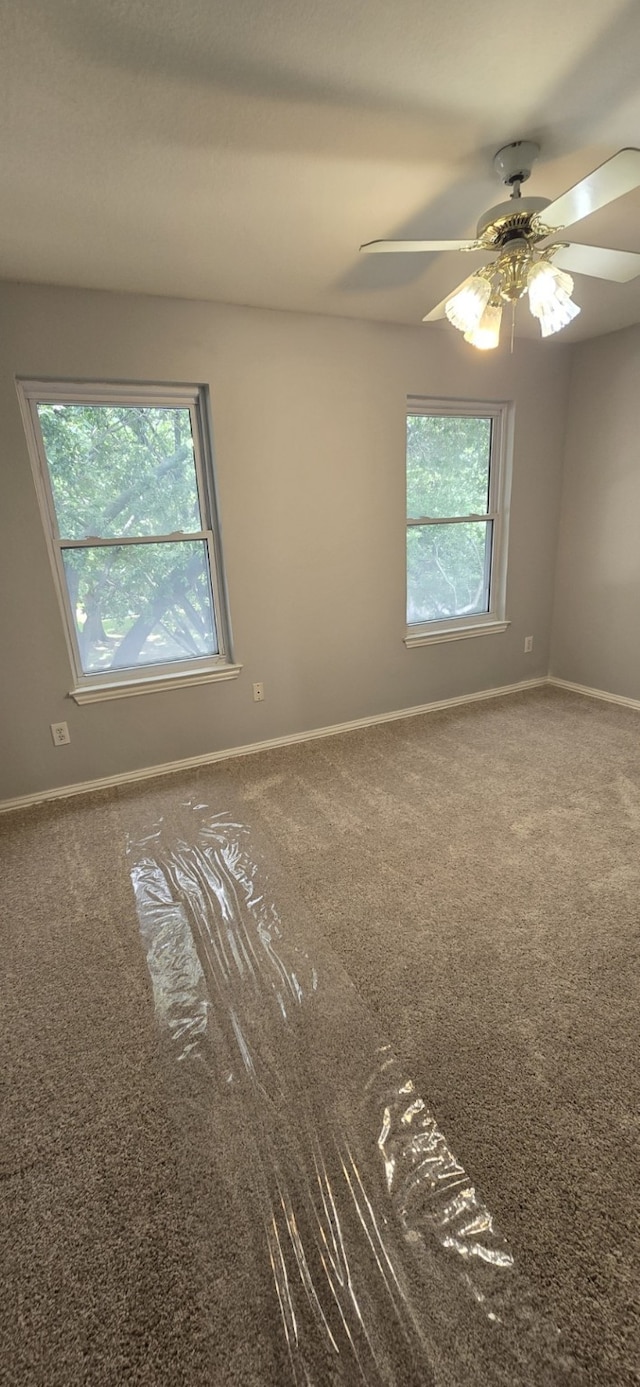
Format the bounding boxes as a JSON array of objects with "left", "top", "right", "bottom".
[
  {"left": 548, "top": 675, "right": 640, "bottom": 713},
  {"left": 0, "top": 676, "right": 549, "bottom": 814}
]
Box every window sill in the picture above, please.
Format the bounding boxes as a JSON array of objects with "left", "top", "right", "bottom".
[
  {"left": 69, "top": 662, "right": 242, "bottom": 704},
  {"left": 404, "top": 620, "right": 510, "bottom": 649}
]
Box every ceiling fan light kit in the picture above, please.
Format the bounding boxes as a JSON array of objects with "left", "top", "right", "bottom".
[
  {"left": 464, "top": 300, "right": 502, "bottom": 351},
  {"left": 445, "top": 256, "right": 581, "bottom": 350},
  {"left": 444, "top": 274, "right": 491, "bottom": 331},
  {"left": 360, "top": 142, "right": 640, "bottom": 350},
  {"left": 527, "top": 261, "right": 580, "bottom": 337}
]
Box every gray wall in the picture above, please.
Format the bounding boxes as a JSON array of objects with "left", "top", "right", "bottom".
[
  {"left": 0, "top": 281, "right": 571, "bottom": 801},
  {"left": 551, "top": 323, "right": 640, "bottom": 700}
]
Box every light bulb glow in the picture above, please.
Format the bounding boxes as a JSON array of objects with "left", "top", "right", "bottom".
[
  {"left": 464, "top": 302, "right": 502, "bottom": 350},
  {"left": 527, "top": 260, "right": 580, "bottom": 337},
  {"left": 445, "top": 275, "right": 491, "bottom": 333}
]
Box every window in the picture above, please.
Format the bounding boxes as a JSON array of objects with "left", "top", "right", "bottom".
[
  {"left": 19, "top": 381, "right": 239, "bottom": 702},
  {"left": 405, "top": 398, "right": 511, "bottom": 646}
]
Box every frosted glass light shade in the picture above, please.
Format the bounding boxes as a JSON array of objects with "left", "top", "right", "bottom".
[
  {"left": 445, "top": 275, "right": 491, "bottom": 332},
  {"left": 464, "top": 302, "right": 502, "bottom": 350},
  {"left": 527, "top": 261, "right": 581, "bottom": 337}
]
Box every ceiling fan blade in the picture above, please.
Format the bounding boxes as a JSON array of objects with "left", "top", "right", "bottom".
[
  {"left": 422, "top": 275, "right": 476, "bottom": 322},
  {"left": 360, "top": 238, "right": 479, "bottom": 253},
  {"left": 549, "top": 243, "right": 640, "bottom": 282},
  {"left": 543, "top": 148, "right": 640, "bottom": 230}
]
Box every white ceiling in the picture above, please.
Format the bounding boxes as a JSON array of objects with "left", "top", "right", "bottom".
[{"left": 2, "top": 0, "right": 640, "bottom": 340}]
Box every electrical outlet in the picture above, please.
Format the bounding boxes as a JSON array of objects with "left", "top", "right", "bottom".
[
  {"left": 524, "top": 635, "right": 534, "bottom": 653},
  {"left": 51, "top": 721, "right": 71, "bottom": 746},
  {"left": 252, "top": 682, "right": 265, "bottom": 702}
]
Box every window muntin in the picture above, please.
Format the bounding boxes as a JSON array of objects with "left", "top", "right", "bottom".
[
  {"left": 406, "top": 402, "right": 508, "bottom": 633},
  {"left": 21, "top": 383, "right": 231, "bottom": 689}
]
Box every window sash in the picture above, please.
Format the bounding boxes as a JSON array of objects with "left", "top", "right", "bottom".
[
  {"left": 61, "top": 532, "right": 219, "bottom": 674},
  {"left": 18, "top": 381, "right": 231, "bottom": 688},
  {"left": 58, "top": 532, "right": 210, "bottom": 547},
  {"left": 406, "top": 518, "right": 493, "bottom": 626},
  {"left": 406, "top": 514, "right": 497, "bottom": 527},
  {"left": 39, "top": 397, "right": 207, "bottom": 544}
]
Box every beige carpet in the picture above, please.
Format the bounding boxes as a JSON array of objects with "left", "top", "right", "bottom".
[{"left": 2, "top": 687, "right": 639, "bottom": 1384}]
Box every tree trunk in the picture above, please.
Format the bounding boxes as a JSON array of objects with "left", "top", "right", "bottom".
[{"left": 112, "top": 553, "right": 205, "bottom": 666}]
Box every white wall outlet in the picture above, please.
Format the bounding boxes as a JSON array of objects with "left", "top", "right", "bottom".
[
  {"left": 524, "top": 635, "right": 534, "bottom": 653},
  {"left": 50, "top": 721, "right": 71, "bottom": 746},
  {"left": 252, "top": 682, "right": 265, "bottom": 702}
]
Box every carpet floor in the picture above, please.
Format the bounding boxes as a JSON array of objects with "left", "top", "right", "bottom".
[{"left": 1, "top": 687, "right": 639, "bottom": 1384}]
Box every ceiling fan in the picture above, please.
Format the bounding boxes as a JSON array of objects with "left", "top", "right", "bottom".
[{"left": 360, "top": 142, "right": 640, "bottom": 348}]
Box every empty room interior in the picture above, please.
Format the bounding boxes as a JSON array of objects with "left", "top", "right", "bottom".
[{"left": 2, "top": 2, "right": 640, "bottom": 1384}]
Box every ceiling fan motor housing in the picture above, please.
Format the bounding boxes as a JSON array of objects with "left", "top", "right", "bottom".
[{"left": 476, "top": 195, "right": 552, "bottom": 245}]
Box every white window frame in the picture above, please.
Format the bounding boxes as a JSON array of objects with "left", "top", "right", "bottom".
[
  {"left": 17, "top": 379, "right": 240, "bottom": 702},
  {"left": 404, "top": 396, "right": 512, "bottom": 648}
]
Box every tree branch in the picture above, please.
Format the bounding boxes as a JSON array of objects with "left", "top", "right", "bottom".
[{"left": 100, "top": 444, "right": 192, "bottom": 528}]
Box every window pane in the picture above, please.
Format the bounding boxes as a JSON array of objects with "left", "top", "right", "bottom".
[
  {"left": 62, "top": 541, "right": 218, "bottom": 673},
  {"left": 407, "top": 415, "right": 492, "bottom": 519},
  {"left": 407, "top": 521, "right": 492, "bottom": 624},
  {"left": 37, "top": 404, "right": 202, "bottom": 539}
]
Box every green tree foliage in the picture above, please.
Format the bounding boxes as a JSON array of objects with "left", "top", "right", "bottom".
[
  {"left": 406, "top": 415, "right": 493, "bottom": 622},
  {"left": 38, "top": 404, "right": 217, "bottom": 672}
]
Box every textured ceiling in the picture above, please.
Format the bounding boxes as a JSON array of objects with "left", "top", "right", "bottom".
[{"left": 2, "top": 0, "right": 640, "bottom": 339}]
